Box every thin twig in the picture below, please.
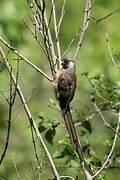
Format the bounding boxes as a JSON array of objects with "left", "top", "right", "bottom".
[
  {"left": 96, "top": 8, "right": 120, "bottom": 24},
  {"left": 92, "top": 102, "right": 120, "bottom": 137},
  {"left": 105, "top": 32, "right": 120, "bottom": 69},
  {"left": 47, "top": 3, "right": 53, "bottom": 29},
  {"left": 12, "top": 94, "right": 32, "bottom": 122},
  {"left": 27, "top": 0, "right": 42, "bottom": 33},
  {"left": 93, "top": 110, "right": 120, "bottom": 178},
  {"left": 75, "top": 112, "right": 96, "bottom": 127},
  {"left": 0, "top": 64, "right": 16, "bottom": 165},
  {"left": 62, "top": 28, "right": 81, "bottom": 58},
  {"left": 30, "top": 125, "right": 42, "bottom": 172},
  {"left": 0, "top": 89, "right": 9, "bottom": 104},
  {"left": 37, "top": 0, "right": 56, "bottom": 74},
  {"left": 23, "top": 20, "right": 47, "bottom": 57},
  {"left": 87, "top": 0, "right": 96, "bottom": 11},
  {"left": 52, "top": 0, "right": 61, "bottom": 68},
  {"left": 0, "top": 37, "right": 53, "bottom": 82},
  {"left": 13, "top": 161, "right": 21, "bottom": 180},
  {"left": 57, "top": 0, "right": 66, "bottom": 35},
  {"left": 0, "top": 47, "right": 60, "bottom": 180},
  {"left": 73, "top": 0, "right": 92, "bottom": 61},
  {"left": 37, "top": 0, "right": 57, "bottom": 70}
]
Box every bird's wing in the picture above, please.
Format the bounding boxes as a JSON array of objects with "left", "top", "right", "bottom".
[{"left": 58, "top": 70, "right": 76, "bottom": 110}]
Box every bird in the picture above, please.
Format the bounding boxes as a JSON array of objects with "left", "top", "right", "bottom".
[
  {"left": 53, "top": 58, "right": 76, "bottom": 113},
  {"left": 53, "top": 57, "right": 80, "bottom": 154},
  {"left": 53, "top": 58, "right": 93, "bottom": 175}
]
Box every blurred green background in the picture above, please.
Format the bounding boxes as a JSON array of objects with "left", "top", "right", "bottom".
[{"left": 0, "top": 0, "right": 120, "bottom": 179}]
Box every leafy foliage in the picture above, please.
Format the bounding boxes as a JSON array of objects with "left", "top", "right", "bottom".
[
  {"left": 83, "top": 72, "right": 120, "bottom": 112},
  {"left": 38, "top": 113, "right": 60, "bottom": 144}
]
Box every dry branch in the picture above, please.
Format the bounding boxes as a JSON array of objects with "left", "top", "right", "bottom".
[
  {"left": 37, "top": 0, "right": 57, "bottom": 70},
  {"left": 57, "top": 0, "right": 66, "bottom": 35},
  {"left": 95, "top": 8, "right": 120, "bottom": 24},
  {"left": 0, "top": 36, "right": 52, "bottom": 81},
  {"left": 92, "top": 102, "right": 120, "bottom": 137},
  {"left": 0, "top": 60, "right": 18, "bottom": 165},
  {"left": 52, "top": 0, "right": 61, "bottom": 68},
  {"left": 105, "top": 32, "right": 120, "bottom": 69},
  {"left": 73, "top": 0, "right": 92, "bottom": 61}
]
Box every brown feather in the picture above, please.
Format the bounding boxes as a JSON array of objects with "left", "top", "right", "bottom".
[{"left": 54, "top": 68, "right": 76, "bottom": 110}]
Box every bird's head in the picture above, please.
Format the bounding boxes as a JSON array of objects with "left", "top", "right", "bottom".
[{"left": 61, "top": 58, "right": 75, "bottom": 70}]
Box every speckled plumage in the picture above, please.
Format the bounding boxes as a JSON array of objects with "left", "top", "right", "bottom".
[{"left": 53, "top": 58, "right": 76, "bottom": 110}]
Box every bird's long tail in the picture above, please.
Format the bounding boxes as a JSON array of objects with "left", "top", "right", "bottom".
[{"left": 62, "top": 107, "right": 93, "bottom": 176}]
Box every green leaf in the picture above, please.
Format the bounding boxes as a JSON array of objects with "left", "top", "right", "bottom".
[
  {"left": 45, "top": 127, "right": 56, "bottom": 145},
  {"left": 90, "top": 157, "right": 102, "bottom": 167},
  {"left": 82, "top": 120, "right": 92, "bottom": 134},
  {"left": 53, "top": 150, "right": 65, "bottom": 159}
]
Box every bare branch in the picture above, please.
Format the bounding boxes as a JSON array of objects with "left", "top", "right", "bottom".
[
  {"left": 62, "top": 28, "right": 80, "bottom": 58},
  {"left": 92, "top": 102, "right": 120, "bottom": 137},
  {"left": 47, "top": 3, "right": 53, "bottom": 29},
  {"left": 57, "top": 0, "right": 66, "bottom": 35},
  {"left": 0, "top": 62, "right": 16, "bottom": 165},
  {"left": 13, "top": 161, "right": 21, "bottom": 180},
  {"left": 105, "top": 32, "right": 120, "bottom": 69},
  {"left": 52, "top": 0, "right": 61, "bottom": 68},
  {"left": 75, "top": 112, "right": 96, "bottom": 127},
  {"left": 96, "top": 8, "right": 120, "bottom": 24},
  {"left": 27, "top": 0, "right": 42, "bottom": 32},
  {"left": 36, "top": 0, "right": 57, "bottom": 70},
  {"left": 30, "top": 125, "right": 42, "bottom": 171},
  {"left": 12, "top": 94, "right": 32, "bottom": 122},
  {"left": 93, "top": 110, "right": 120, "bottom": 178},
  {"left": 0, "top": 89, "right": 9, "bottom": 104},
  {"left": 88, "top": 0, "right": 96, "bottom": 10},
  {"left": 23, "top": 20, "right": 48, "bottom": 56},
  {"left": 0, "top": 37, "right": 53, "bottom": 81},
  {"left": 0, "top": 47, "right": 60, "bottom": 180},
  {"left": 73, "top": 0, "right": 92, "bottom": 61}
]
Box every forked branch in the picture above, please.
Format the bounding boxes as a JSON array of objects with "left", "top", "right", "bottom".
[
  {"left": 73, "top": 0, "right": 92, "bottom": 60},
  {"left": 0, "top": 37, "right": 53, "bottom": 82}
]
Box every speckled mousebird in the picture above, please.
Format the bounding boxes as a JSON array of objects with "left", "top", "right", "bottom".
[{"left": 53, "top": 58, "right": 76, "bottom": 113}]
